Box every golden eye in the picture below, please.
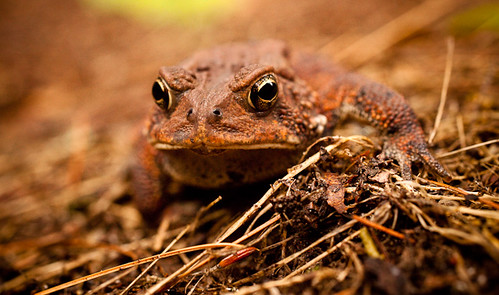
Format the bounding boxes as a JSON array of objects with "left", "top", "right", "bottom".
[
  {"left": 248, "top": 74, "right": 278, "bottom": 111},
  {"left": 152, "top": 77, "right": 173, "bottom": 110}
]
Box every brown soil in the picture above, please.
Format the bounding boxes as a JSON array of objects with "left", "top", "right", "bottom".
[{"left": 0, "top": 0, "right": 498, "bottom": 294}]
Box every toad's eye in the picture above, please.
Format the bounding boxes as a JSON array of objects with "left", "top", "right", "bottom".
[
  {"left": 248, "top": 74, "right": 278, "bottom": 111},
  {"left": 152, "top": 77, "right": 173, "bottom": 110}
]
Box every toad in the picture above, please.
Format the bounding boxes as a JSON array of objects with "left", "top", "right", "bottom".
[{"left": 131, "top": 40, "right": 450, "bottom": 214}]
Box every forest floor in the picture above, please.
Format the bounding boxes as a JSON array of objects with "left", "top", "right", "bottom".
[{"left": 0, "top": 0, "right": 498, "bottom": 294}]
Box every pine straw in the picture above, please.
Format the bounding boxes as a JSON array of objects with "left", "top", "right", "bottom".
[{"left": 2, "top": 129, "right": 497, "bottom": 294}]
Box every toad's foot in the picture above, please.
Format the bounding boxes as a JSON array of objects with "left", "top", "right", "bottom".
[{"left": 381, "top": 133, "right": 452, "bottom": 181}]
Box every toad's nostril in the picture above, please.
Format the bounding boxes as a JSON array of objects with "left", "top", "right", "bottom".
[
  {"left": 186, "top": 108, "right": 195, "bottom": 122},
  {"left": 212, "top": 108, "right": 222, "bottom": 117}
]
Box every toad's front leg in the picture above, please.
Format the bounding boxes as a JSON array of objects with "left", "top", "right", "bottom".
[
  {"left": 130, "top": 135, "right": 169, "bottom": 216},
  {"left": 323, "top": 73, "right": 451, "bottom": 181}
]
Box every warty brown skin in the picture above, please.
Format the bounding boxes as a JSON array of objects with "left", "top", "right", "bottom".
[{"left": 131, "top": 40, "right": 451, "bottom": 214}]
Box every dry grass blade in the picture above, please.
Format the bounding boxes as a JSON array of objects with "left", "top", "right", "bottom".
[
  {"left": 321, "top": 0, "right": 467, "bottom": 66},
  {"left": 422, "top": 178, "right": 479, "bottom": 196},
  {"left": 429, "top": 37, "right": 454, "bottom": 144},
  {"left": 479, "top": 198, "right": 499, "bottom": 210},
  {"left": 34, "top": 243, "right": 244, "bottom": 295},
  {"left": 437, "top": 139, "right": 499, "bottom": 158},
  {"left": 455, "top": 207, "right": 499, "bottom": 221}
]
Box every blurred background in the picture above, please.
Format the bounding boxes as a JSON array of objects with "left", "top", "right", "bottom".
[
  {"left": 0, "top": 0, "right": 497, "bottom": 293},
  {"left": 0, "top": 0, "right": 496, "bottom": 150}
]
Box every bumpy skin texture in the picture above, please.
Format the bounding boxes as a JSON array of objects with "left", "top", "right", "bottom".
[{"left": 131, "top": 40, "right": 451, "bottom": 214}]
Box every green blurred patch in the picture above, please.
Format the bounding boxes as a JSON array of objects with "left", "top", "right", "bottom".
[
  {"left": 80, "top": 0, "right": 236, "bottom": 26},
  {"left": 450, "top": 3, "right": 499, "bottom": 36}
]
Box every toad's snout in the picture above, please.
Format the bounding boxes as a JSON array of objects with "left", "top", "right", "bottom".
[
  {"left": 186, "top": 107, "right": 223, "bottom": 124},
  {"left": 181, "top": 104, "right": 230, "bottom": 147}
]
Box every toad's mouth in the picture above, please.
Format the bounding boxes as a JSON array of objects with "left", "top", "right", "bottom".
[
  {"left": 147, "top": 125, "right": 305, "bottom": 154},
  {"left": 152, "top": 141, "right": 298, "bottom": 155}
]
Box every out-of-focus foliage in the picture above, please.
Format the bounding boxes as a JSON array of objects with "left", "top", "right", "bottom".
[
  {"left": 450, "top": 3, "right": 499, "bottom": 35},
  {"left": 80, "top": 0, "right": 236, "bottom": 26}
]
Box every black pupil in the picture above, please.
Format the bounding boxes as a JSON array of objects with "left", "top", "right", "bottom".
[
  {"left": 258, "top": 81, "right": 277, "bottom": 101},
  {"left": 152, "top": 81, "right": 168, "bottom": 102}
]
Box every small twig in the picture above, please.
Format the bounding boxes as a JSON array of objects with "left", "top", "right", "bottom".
[
  {"left": 220, "top": 137, "right": 369, "bottom": 243},
  {"left": 456, "top": 207, "right": 499, "bottom": 221},
  {"left": 479, "top": 198, "right": 499, "bottom": 211},
  {"left": 425, "top": 179, "right": 479, "bottom": 196},
  {"left": 388, "top": 196, "right": 419, "bottom": 222},
  {"left": 429, "top": 37, "right": 454, "bottom": 144},
  {"left": 351, "top": 214, "right": 414, "bottom": 243},
  {"left": 246, "top": 223, "right": 282, "bottom": 248},
  {"left": 437, "top": 139, "right": 499, "bottom": 158},
  {"left": 259, "top": 235, "right": 297, "bottom": 253}
]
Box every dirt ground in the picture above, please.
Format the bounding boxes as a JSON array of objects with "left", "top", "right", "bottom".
[{"left": 0, "top": 0, "right": 498, "bottom": 294}]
